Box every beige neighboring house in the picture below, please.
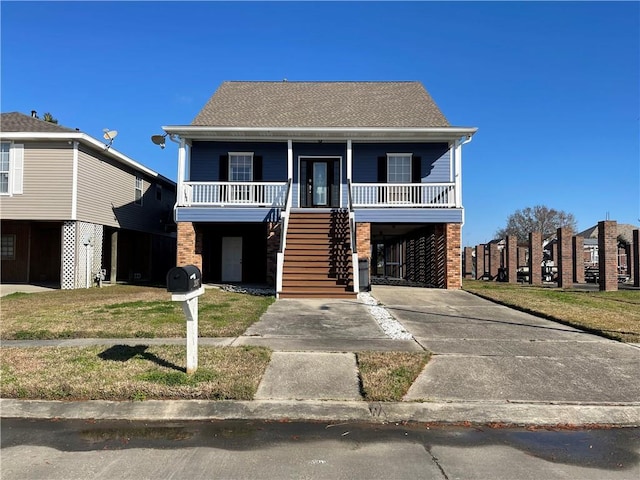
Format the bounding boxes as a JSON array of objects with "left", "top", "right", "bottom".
[
  {"left": 577, "top": 223, "right": 638, "bottom": 273},
  {"left": 0, "top": 112, "right": 176, "bottom": 289}
]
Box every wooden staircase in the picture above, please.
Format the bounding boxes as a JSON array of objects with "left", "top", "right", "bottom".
[{"left": 279, "top": 210, "right": 357, "bottom": 299}]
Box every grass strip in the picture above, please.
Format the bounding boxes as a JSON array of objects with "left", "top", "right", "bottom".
[
  {"left": 357, "top": 351, "right": 430, "bottom": 402},
  {"left": 462, "top": 280, "right": 640, "bottom": 343},
  {"left": 0, "top": 345, "right": 271, "bottom": 401}
]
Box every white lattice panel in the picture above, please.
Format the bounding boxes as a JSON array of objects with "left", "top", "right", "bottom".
[
  {"left": 61, "top": 221, "right": 104, "bottom": 289},
  {"left": 61, "top": 222, "right": 76, "bottom": 289}
]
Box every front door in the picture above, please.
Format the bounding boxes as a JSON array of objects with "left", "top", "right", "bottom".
[
  {"left": 301, "top": 158, "right": 340, "bottom": 207},
  {"left": 221, "top": 237, "right": 242, "bottom": 282}
]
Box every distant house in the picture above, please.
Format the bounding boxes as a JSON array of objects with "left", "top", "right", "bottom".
[
  {"left": 162, "top": 81, "right": 477, "bottom": 297},
  {"left": 577, "top": 223, "right": 638, "bottom": 274},
  {"left": 0, "top": 112, "right": 176, "bottom": 288}
]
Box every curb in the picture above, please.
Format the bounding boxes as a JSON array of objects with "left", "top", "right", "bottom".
[{"left": 2, "top": 399, "right": 639, "bottom": 427}]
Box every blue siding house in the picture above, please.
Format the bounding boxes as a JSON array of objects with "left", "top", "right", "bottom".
[{"left": 163, "top": 81, "right": 476, "bottom": 297}]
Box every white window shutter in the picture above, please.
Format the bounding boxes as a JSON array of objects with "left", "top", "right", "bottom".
[{"left": 12, "top": 144, "right": 24, "bottom": 194}]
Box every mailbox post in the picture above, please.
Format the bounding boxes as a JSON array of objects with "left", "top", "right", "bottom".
[{"left": 167, "top": 265, "right": 204, "bottom": 374}]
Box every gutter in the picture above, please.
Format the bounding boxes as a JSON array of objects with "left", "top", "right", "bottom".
[{"left": 162, "top": 125, "right": 478, "bottom": 142}]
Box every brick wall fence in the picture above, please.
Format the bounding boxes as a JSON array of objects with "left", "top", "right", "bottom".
[{"left": 466, "top": 220, "right": 637, "bottom": 290}]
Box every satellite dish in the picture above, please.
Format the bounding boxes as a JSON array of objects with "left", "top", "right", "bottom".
[{"left": 103, "top": 129, "right": 118, "bottom": 141}]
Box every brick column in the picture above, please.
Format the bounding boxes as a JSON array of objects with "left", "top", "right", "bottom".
[
  {"left": 598, "top": 220, "right": 618, "bottom": 291},
  {"left": 176, "top": 222, "right": 202, "bottom": 272},
  {"left": 517, "top": 246, "right": 527, "bottom": 268},
  {"left": 463, "top": 246, "right": 474, "bottom": 278},
  {"left": 488, "top": 242, "right": 500, "bottom": 280},
  {"left": 572, "top": 236, "right": 584, "bottom": 284},
  {"left": 633, "top": 230, "right": 639, "bottom": 287},
  {"left": 445, "top": 223, "right": 461, "bottom": 289},
  {"left": 475, "top": 244, "right": 485, "bottom": 280},
  {"left": 506, "top": 235, "right": 517, "bottom": 283},
  {"left": 557, "top": 227, "right": 573, "bottom": 288},
  {"left": 625, "top": 242, "right": 634, "bottom": 284},
  {"left": 529, "top": 232, "right": 542, "bottom": 285},
  {"left": 356, "top": 222, "right": 371, "bottom": 260}
]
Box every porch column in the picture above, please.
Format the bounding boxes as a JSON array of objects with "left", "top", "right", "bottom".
[
  {"left": 176, "top": 138, "right": 187, "bottom": 206},
  {"left": 177, "top": 222, "right": 202, "bottom": 272},
  {"left": 454, "top": 140, "right": 462, "bottom": 208},
  {"left": 445, "top": 223, "right": 461, "bottom": 289},
  {"left": 346, "top": 139, "right": 352, "bottom": 183}
]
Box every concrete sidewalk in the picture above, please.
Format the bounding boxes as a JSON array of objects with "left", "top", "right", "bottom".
[{"left": 2, "top": 286, "right": 639, "bottom": 426}]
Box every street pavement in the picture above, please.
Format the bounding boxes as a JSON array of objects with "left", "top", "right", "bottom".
[
  {"left": 2, "top": 285, "right": 639, "bottom": 426},
  {"left": 2, "top": 419, "right": 639, "bottom": 480}
]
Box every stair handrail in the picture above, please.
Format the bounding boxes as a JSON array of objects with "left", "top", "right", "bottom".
[
  {"left": 279, "top": 178, "right": 293, "bottom": 254},
  {"left": 276, "top": 178, "right": 292, "bottom": 296},
  {"left": 347, "top": 179, "right": 360, "bottom": 293},
  {"left": 347, "top": 179, "right": 357, "bottom": 254}
]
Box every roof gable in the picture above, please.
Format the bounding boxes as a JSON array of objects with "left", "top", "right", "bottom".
[
  {"left": 577, "top": 223, "right": 639, "bottom": 244},
  {"left": 0, "top": 112, "right": 78, "bottom": 133},
  {"left": 192, "top": 81, "right": 451, "bottom": 128}
]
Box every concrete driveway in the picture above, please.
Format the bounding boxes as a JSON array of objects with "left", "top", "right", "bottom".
[{"left": 370, "top": 286, "right": 640, "bottom": 405}]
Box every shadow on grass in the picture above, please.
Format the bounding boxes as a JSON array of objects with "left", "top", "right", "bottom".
[{"left": 98, "top": 345, "right": 185, "bottom": 373}]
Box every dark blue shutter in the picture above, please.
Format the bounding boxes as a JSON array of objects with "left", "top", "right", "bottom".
[
  {"left": 253, "top": 156, "right": 263, "bottom": 181},
  {"left": 219, "top": 155, "right": 229, "bottom": 181}
]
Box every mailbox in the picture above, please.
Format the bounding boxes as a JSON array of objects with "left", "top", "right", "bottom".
[{"left": 167, "top": 265, "right": 202, "bottom": 293}]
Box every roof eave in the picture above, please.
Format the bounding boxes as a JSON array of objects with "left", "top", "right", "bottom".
[
  {"left": 0, "top": 131, "right": 175, "bottom": 185},
  {"left": 162, "top": 126, "right": 478, "bottom": 142}
]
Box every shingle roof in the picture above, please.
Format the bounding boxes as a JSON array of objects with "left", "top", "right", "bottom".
[
  {"left": 577, "top": 223, "right": 639, "bottom": 244},
  {"left": 0, "top": 112, "right": 78, "bottom": 133},
  {"left": 192, "top": 81, "right": 450, "bottom": 128}
]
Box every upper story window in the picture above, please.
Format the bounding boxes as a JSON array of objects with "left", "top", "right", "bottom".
[
  {"left": 0, "top": 142, "right": 24, "bottom": 196},
  {"left": 387, "top": 154, "right": 412, "bottom": 183},
  {"left": 0, "top": 143, "right": 9, "bottom": 194},
  {"left": 229, "top": 153, "right": 253, "bottom": 182},
  {"left": 135, "top": 177, "right": 143, "bottom": 206}
]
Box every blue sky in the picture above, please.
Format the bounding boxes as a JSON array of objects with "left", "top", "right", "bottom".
[{"left": 2, "top": 1, "right": 638, "bottom": 247}]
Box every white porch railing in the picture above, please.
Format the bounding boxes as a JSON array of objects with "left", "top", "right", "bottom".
[
  {"left": 180, "top": 181, "right": 289, "bottom": 207},
  {"left": 351, "top": 183, "right": 457, "bottom": 207}
]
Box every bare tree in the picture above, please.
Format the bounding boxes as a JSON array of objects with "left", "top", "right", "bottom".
[{"left": 495, "top": 205, "right": 577, "bottom": 243}]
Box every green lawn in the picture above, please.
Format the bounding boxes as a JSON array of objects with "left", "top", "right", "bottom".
[
  {"left": 463, "top": 280, "right": 640, "bottom": 343},
  {"left": 1, "top": 285, "right": 274, "bottom": 339}
]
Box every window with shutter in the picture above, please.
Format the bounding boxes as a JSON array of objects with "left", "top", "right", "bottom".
[{"left": 0, "top": 142, "right": 23, "bottom": 195}]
